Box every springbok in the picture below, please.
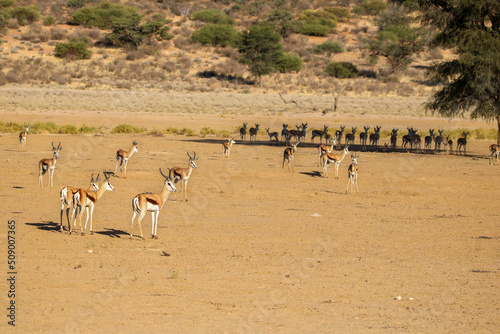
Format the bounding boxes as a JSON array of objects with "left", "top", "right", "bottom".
[
  {"left": 249, "top": 123, "right": 260, "bottom": 141},
  {"left": 170, "top": 152, "right": 199, "bottom": 201},
  {"left": 311, "top": 125, "right": 329, "bottom": 143},
  {"left": 130, "top": 168, "right": 177, "bottom": 239},
  {"left": 19, "top": 124, "right": 29, "bottom": 151},
  {"left": 72, "top": 171, "right": 116, "bottom": 235},
  {"left": 425, "top": 129, "right": 435, "bottom": 150},
  {"left": 369, "top": 125, "right": 381, "bottom": 146},
  {"left": 390, "top": 128, "right": 399, "bottom": 148},
  {"left": 317, "top": 139, "right": 337, "bottom": 167},
  {"left": 222, "top": 138, "right": 236, "bottom": 159},
  {"left": 346, "top": 153, "right": 359, "bottom": 194},
  {"left": 434, "top": 130, "right": 445, "bottom": 151},
  {"left": 281, "top": 124, "right": 289, "bottom": 142},
  {"left": 283, "top": 141, "right": 300, "bottom": 172},
  {"left": 240, "top": 123, "right": 248, "bottom": 141},
  {"left": 359, "top": 126, "right": 370, "bottom": 149},
  {"left": 115, "top": 140, "right": 139, "bottom": 178},
  {"left": 345, "top": 127, "right": 356, "bottom": 146},
  {"left": 335, "top": 125, "right": 345, "bottom": 149},
  {"left": 457, "top": 131, "right": 469, "bottom": 155},
  {"left": 265, "top": 128, "right": 279, "bottom": 142},
  {"left": 287, "top": 125, "right": 302, "bottom": 143},
  {"left": 60, "top": 174, "right": 99, "bottom": 232},
  {"left": 489, "top": 144, "right": 500, "bottom": 165},
  {"left": 323, "top": 145, "right": 350, "bottom": 178},
  {"left": 39, "top": 142, "right": 62, "bottom": 187}
]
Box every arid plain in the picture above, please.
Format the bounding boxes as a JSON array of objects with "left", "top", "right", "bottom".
[{"left": 1, "top": 89, "right": 499, "bottom": 333}]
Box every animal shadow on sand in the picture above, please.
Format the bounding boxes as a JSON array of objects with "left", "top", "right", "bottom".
[
  {"left": 95, "top": 228, "right": 129, "bottom": 238},
  {"left": 300, "top": 171, "right": 323, "bottom": 178},
  {"left": 26, "top": 221, "right": 60, "bottom": 232}
]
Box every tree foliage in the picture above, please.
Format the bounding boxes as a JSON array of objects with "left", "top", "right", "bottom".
[
  {"left": 191, "top": 9, "right": 234, "bottom": 25},
  {"left": 325, "top": 62, "right": 359, "bottom": 78},
  {"left": 393, "top": 0, "right": 500, "bottom": 143},
  {"left": 366, "top": 24, "right": 423, "bottom": 72},
  {"left": 55, "top": 41, "right": 92, "bottom": 59},
  {"left": 106, "top": 13, "right": 173, "bottom": 50},
  {"left": 237, "top": 24, "right": 284, "bottom": 83},
  {"left": 70, "top": 1, "right": 137, "bottom": 29},
  {"left": 314, "top": 41, "right": 345, "bottom": 57},
  {"left": 191, "top": 24, "right": 239, "bottom": 47},
  {"left": 274, "top": 52, "right": 303, "bottom": 73}
]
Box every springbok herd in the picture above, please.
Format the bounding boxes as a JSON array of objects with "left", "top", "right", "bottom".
[{"left": 16, "top": 121, "right": 500, "bottom": 240}]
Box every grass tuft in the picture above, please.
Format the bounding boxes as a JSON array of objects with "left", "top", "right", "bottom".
[{"left": 112, "top": 124, "right": 145, "bottom": 134}]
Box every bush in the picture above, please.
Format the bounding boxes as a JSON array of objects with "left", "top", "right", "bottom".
[
  {"left": 325, "top": 61, "right": 359, "bottom": 78},
  {"left": 54, "top": 41, "right": 92, "bottom": 59},
  {"left": 274, "top": 52, "right": 303, "bottom": 73},
  {"left": 314, "top": 41, "right": 345, "bottom": 56},
  {"left": 7, "top": 6, "right": 40, "bottom": 26},
  {"left": 354, "top": 0, "right": 388, "bottom": 16},
  {"left": 324, "top": 7, "right": 351, "bottom": 21},
  {"left": 191, "top": 9, "right": 234, "bottom": 25},
  {"left": 191, "top": 24, "right": 239, "bottom": 47},
  {"left": 292, "top": 9, "right": 337, "bottom": 36},
  {"left": 59, "top": 124, "right": 78, "bottom": 134},
  {"left": 0, "top": 0, "right": 15, "bottom": 8},
  {"left": 67, "top": 0, "right": 87, "bottom": 9},
  {"left": 70, "top": 1, "right": 138, "bottom": 29},
  {"left": 112, "top": 124, "right": 144, "bottom": 133},
  {"left": 43, "top": 15, "right": 56, "bottom": 26}
]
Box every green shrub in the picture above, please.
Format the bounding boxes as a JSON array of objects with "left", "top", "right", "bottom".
[
  {"left": 31, "top": 122, "right": 58, "bottom": 134},
  {"left": 274, "top": 52, "right": 303, "bottom": 73},
  {"left": 292, "top": 9, "right": 337, "bottom": 36},
  {"left": 112, "top": 124, "right": 144, "bottom": 134},
  {"left": 0, "top": 121, "right": 22, "bottom": 133},
  {"left": 0, "top": 0, "right": 15, "bottom": 8},
  {"left": 78, "top": 124, "right": 99, "bottom": 134},
  {"left": 70, "top": 1, "right": 137, "bottom": 29},
  {"left": 67, "top": 0, "right": 87, "bottom": 9},
  {"left": 354, "top": 0, "right": 388, "bottom": 16},
  {"left": 314, "top": 41, "right": 345, "bottom": 56},
  {"left": 55, "top": 41, "right": 92, "bottom": 59},
  {"left": 200, "top": 127, "right": 231, "bottom": 138},
  {"left": 325, "top": 61, "right": 359, "bottom": 78},
  {"left": 43, "top": 15, "right": 56, "bottom": 26},
  {"left": 324, "top": 7, "right": 351, "bottom": 21},
  {"left": 191, "top": 9, "right": 234, "bottom": 25},
  {"left": 191, "top": 24, "right": 239, "bottom": 47},
  {"left": 8, "top": 5, "right": 40, "bottom": 25},
  {"left": 59, "top": 124, "right": 78, "bottom": 134}
]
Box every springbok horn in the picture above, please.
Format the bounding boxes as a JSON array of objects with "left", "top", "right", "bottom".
[{"left": 159, "top": 168, "right": 168, "bottom": 179}]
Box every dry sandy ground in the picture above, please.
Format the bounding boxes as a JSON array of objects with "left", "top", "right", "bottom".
[{"left": 1, "top": 105, "right": 499, "bottom": 333}]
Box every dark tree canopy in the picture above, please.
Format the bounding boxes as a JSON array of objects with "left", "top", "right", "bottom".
[
  {"left": 393, "top": 0, "right": 500, "bottom": 143},
  {"left": 237, "top": 24, "right": 284, "bottom": 83}
]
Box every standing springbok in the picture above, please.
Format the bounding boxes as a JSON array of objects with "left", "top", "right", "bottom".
[
  {"left": 19, "top": 125, "right": 29, "bottom": 151},
  {"left": 299, "top": 122, "right": 308, "bottom": 142},
  {"left": 489, "top": 144, "right": 500, "bottom": 165},
  {"left": 311, "top": 125, "right": 328, "bottom": 143},
  {"left": 130, "top": 168, "right": 177, "bottom": 240},
  {"left": 317, "top": 139, "right": 337, "bottom": 167},
  {"left": 170, "top": 151, "right": 199, "bottom": 201},
  {"left": 425, "top": 129, "right": 435, "bottom": 150},
  {"left": 249, "top": 123, "right": 260, "bottom": 141},
  {"left": 457, "top": 131, "right": 469, "bottom": 155},
  {"left": 335, "top": 125, "right": 345, "bottom": 149},
  {"left": 390, "top": 128, "right": 399, "bottom": 148},
  {"left": 283, "top": 141, "right": 300, "bottom": 172},
  {"left": 434, "top": 129, "right": 445, "bottom": 151},
  {"left": 60, "top": 174, "right": 99, "bottom": 232},
  {"left": 281, "top": 124, "right": 289, "bottom": 142},
  {"left": 369, "top": 125, "right": 382, "bottom": 146},
  {"left": 72, "top": 171, "right": 116, "bottom": 235},
  {"left": 39, "top": 142, "right": 62, "bottom": 187},
  {"left": 222, "top": 138, "right": 236, "bottom": 159},
  {"left": 115, "top": 140, "right": 139, "bottom": 178},
  {"left": 240, "top": 123, "right": 248, "bottom": 141},
  {"left": 359, "top": 126, "right": 370, "bottom": 149},
  {"left": 346, "top": 153, "right": 359, "bottom": 194},
  {"left": 323, "top": 145, "right": 350, "bottom": 178},
  {"left": 266, "top": 128, "right": 279, "bottom": 142},
  {"left": 345, "top": 127, "right": 356, "bottom": 146}
]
